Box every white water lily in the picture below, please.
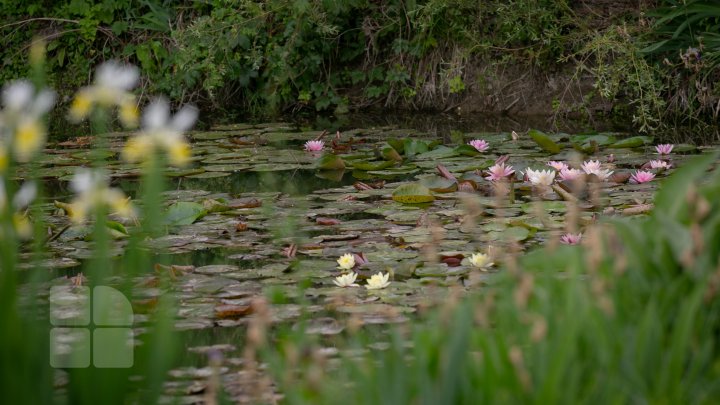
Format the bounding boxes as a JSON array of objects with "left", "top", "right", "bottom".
[
  {"left": 333, "top": 272, "right": 359, "bottom": 288},
  {"left": 581, "top": 160, "right": 613, "bottom": 181},
  {"left": 122, "top": 98, "right": 198, "bottom": 167},
  {"left": 469, "top": 253, "right": 493, "bottom": 269},
  {"left": 526, "top": 168, "right": 556, "bottom": 186},
  {"left": 336, "top": 253, "right": 356, "bottom": 270},
  {"left": 365, "top": 272, "right": 390, "bottom": 290}
]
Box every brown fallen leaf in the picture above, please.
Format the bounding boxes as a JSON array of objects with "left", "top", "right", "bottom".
[
  {"left": 282, "top": 244, "right": 297, "bottom": 258},
  {"left": 215, "top": 304, "right": 253, "bottom": 319},
  {"left": 154, "top": 263, "right": 194, "bottom": 278},
  {"left": 228, "top": 198, "right": 262, "bottom": 209},
  {"left": 316, "top": 217, "right": 341, "bottom": 225},
  {"left": 235, "top": 222, "right": 249, "bottom": 231},
  {"left": 610, "top": 172, "right": 631, "bottom": 183}
]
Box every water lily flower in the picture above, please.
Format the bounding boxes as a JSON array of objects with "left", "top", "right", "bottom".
[
  {"left": 560, "top": 233, "right": 582, "bottom": 245},
  {"left": 485, "top": 163, "right": 515, "bottom": 181},
  {"left": 69, "top": 60, "right": 139, "bottom": 127},
  {"left": 581, "top": 160, "right": 613, "bottom": 181},
  {"left": 630, "top": 170, "right": 655, "bottom": 184},
  {"left": 468, "top": 139, "right": 489, "bottom": 152},
  {"left": 68, "top": 169, "right": 133, "bottom": 223},
  {"left": 558, "top": 168, "right": 584, "bottom": 181},
  {"left": 1, "top": 80, "right": 56, "bottom": 162},
  {"left": 333, "top": 272, "right": 359, "bottom": 288},
  {"left": 122, "top": 98, "right": 198, "bottom": 167},
  {"left": 649, "top": 160, "right": 671, "bottom": 169},
  {"left": 365, "top": 272, "right": 390, "bottom": 290},
  {"left": 336, "top": 253, "right": 356, "bottom": 270},
  {"left": 469, "top": 253, "right": 493, "bottom": 269},
  {"left": 525, "top": 168, "right": 556, "bottom": 186},
  {"left": 304, "top": 140, "right": 324, "bottom": 152},
  {"left": 655, "top": 144, "right": 674, "bottom": 155},
  {"left": 547, "top": 161, "right": 568, "bottom": 171}
]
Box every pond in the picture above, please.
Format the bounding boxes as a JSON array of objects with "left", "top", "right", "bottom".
[{"left": 28, "top": 115, "right": 716, "bottom": 402}]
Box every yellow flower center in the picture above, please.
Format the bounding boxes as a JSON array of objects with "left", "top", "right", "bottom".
[
  {"left": 119, "top": 99, "right": 139, "bottom": 128},
  {"left": 14, "top": 120, "right": 45, "bottom": 162},
  {"left": 70, "top": 92, "right": 93, "bottom": 120},
  {"left": 167, "top": 141, "right": 191, "bottom": 167}
]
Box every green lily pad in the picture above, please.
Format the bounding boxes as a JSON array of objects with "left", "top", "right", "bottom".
[
  {"left": 528, "top": 129, "right": 561, "bottom": 154},
  {"left": 391, "top": 183, "right": 435, "bottom": 204},
  {"left": 165, "top": 202, "right": 208, "bottom": 226},
  {"left": 316, "top": 154, "right": 346, "bottom": 170},
  {"left": 609, "top": 136, "right": 653, "bottom": 148}
]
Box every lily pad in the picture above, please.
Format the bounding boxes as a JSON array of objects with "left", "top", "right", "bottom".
[
  {"left": 165, "top": 202, "right": 208, "bottom": 226},
  {"left": 528, "top": 129, "right": 562, "bottom": 154},
  {"left": 391, "top": 183, "right": 435, "bottom": 204}
]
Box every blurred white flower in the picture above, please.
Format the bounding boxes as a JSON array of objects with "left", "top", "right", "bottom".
[
  {"left": 1, "top": 80, "right": 56, "bottom": 162},
  {"left": 69, "top": 60, "right": 139, "bottom": 127},
  {"left": 122, "top": 98, "right": 198, "bottom": 167},
  {"left": 68, "top": 169, "right": 133, "bottom": 223}
]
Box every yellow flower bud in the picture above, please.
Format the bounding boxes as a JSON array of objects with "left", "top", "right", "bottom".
[
  {"left": 167, "top": 141, "right": 191, "bottom": 167},
  {"left": 119, "top": 99, "right": 139, "bottom": 128}
]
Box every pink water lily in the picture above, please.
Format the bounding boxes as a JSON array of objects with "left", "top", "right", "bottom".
[
  {"left": 655, "top": 144, "right": 674, "bottom": 155},
  {"left": 468, "top": 139, "right": 490, "bottom": 152},
  {"left": 547, "top": 161, "right": 568, "bottom": 171},
  {"left": 560, "top": 233, "right": 582, "bottom": 245},
  {"left": 630, "top": 170, "right": 655, "bottom": 184},
  {"left": 581, "top": 160, "right": 602, "bottom": 174},
  {"left": 558, "top": 168, "right": 584, "bottom": 181},
  {"left": 649, "top": 160, "right": 671, "bottom": 169},
  {"left": 304, "top": 140, "right": 324, "bottom": 152},
  {"left": 485, "top": 163, "right": 515, "bottom": 181}
]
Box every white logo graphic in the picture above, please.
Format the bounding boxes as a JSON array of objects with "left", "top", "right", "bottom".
[{"left": 49, "top": 286, "right": 134, "bottom": 368}]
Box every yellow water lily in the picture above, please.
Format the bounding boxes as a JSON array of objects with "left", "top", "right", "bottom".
[
  {"left": 336, "top": 253, "right": 356, "bottom": 270},
  {"left": 122, "top": 98, "right": 198, "bottom": 167},
  {"left": 67, "top": 169, "right": 134, "bottom": 223},
  {"left": 68, "top": 61, "right": 139, "bottom": 128},
  {"left": 365, "top": 272, "right": 390, "bottom": 290},
  {"left": 1, "top": 80, "right": 55, "bottom": 162},
  {"left": 333, "top": 272, "right": 359, "bottom": 288},
  {"left": 469, "top": 253, "right": 494, "bottom": 270}
]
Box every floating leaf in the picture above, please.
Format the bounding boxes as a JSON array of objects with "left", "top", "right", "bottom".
[
  {"left": 350, "top": 160, "right": 395, "bottom": 171},
  {"left": 316, "top": 153, "right": 346, "bottom": 170},
  {"left": 453, "top": 144, "right": 481, "bottom": 157},
  {"left": 608, "top": 136, "right": 653, "bottom": 148},
  {"left": 528, "top": 129, "right": 561, "bottom": 153},
  {"left": 381, "top": 145, "right": 403, "bottom": 162},
  {"left": 392, "top": 183, "right": 435, "bottom": 204},
  {"left": 165, "top": 202, "right": 207, "bottom": 226}
]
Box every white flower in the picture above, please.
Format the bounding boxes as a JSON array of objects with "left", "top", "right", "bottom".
[
  {"left": 123, "top": 98, "right": 198, "bottom": 167},
  {"left": 1, "top": 80, "right": 56, "bottom": 162},
  {"left": 333, "top": 272, "right": 359, "bottom": 288},
  {"left": 336, "top": 253, "right": 356, "bottom": 270},
  {"left": 68, "top": 169, "right": 133, "bottom": 223},
  {"left": 69, "top": 60, "right": 139, "bottom": 127},
  {"left": 469, "top": 253, "right": 493, "bottom": 269},
  {"left": 526, "top": 168, "right": 556, "bottom": 186},
  {"left": 581, "top": 160, "right": 613, "bottom": 181},
  {"left": 365, "top": 272, "right": 390, "bottom": 290},
  {"left": 649, "top": 160, "right": 671, "bottom": 169}
]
